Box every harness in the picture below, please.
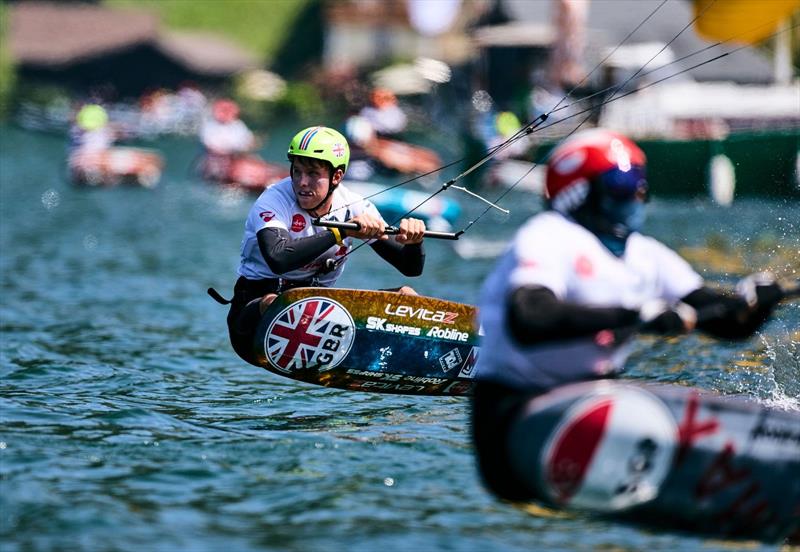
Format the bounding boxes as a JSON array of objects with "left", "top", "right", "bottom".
[{"left": 208, "top": 275, "right": 321, "bottom": 306}]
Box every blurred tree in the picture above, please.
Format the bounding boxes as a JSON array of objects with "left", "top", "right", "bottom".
[
  {"left": 270, "top": 0, "right": 324, "bottom": 79},
  {"left": 106, "top": 0, "right": 312, "bottom": 65},
  {"left": 0, "top": 3, "right": 18, "bottom": 118}
]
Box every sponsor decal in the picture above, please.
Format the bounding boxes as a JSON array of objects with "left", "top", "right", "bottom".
[
  {"left": 348, "top": 368, "right": 402, "bottom": 381},
  {"left": 291, "top": 214, "right": 307, "bottom": 232},
  {"left": 357, "top": 381, "right": 428, "bottom": 392},
  {"left": 345, "top": 369, "right": 447, "bottom": 385},
  {"left": 594, "top": 330, "right": 616, "bottom": 347},
  {"left": 366, "top": 316, "right": 421, "bottom": 336},
  {"left": 259, "top": 211, "right": 275, "bottom": 222},
  {"left": 674, "top": 392, "right": 719, "bottom": 466},
  {"left": 439, "top": 348, "right": 462, "bottom": 373},
  {"left": 542, "top": 386, "right": 677, "bottom": 512},
  {"left": 264, "top": 297, "right": 354, "bottom": 373},
  {"left": 442, "top": 380, "right": 473, "bottom": 395},
  {"left": 575, "top": 254, "right": 594, "bottom": 278},
  {"left": 750, "top": 419, "right": 800, "bottom": 446},
  {"left": 694, "top": 442, "right": 781, "bottom": 529},
  {"left": 426, "top": 326, "right": 469, "bottom": 342},
  {"left": 301, "top": 260, "right": 323, "bottom": 272},
  {"left": 384, "top": 303, "right": 458, "bottom": 325},
  {"left": 458, "top": 346, "right": 479, "bottom": 378}
]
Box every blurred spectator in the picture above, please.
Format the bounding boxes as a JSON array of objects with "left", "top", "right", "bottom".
[
  {"left": 358, "top": 88, "right": 407, "bottom": 136},
  {"left": 177, "top": 82, "right": 207, "bottom": 113},
  {"left": 139, "top": 85, "right": 207, "bottom": 136}
]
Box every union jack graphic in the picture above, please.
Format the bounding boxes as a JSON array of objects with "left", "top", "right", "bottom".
[
  {"left": 332, "top": 143, "right": 345, "bottom": 158},
  {"left": 265, "top": 297, "right": 355, "bottom": 373}
]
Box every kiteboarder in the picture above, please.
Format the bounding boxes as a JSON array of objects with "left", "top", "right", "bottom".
[
  {"left": 470, "top": 128, "right": 786, "bottom": 501},
  {"left": 198, "top": 99, "right": 257, "bottom": 183},
  {"left": 219, "top": 126, "right": 427, "bottom": 366},
  {"left": 359, "top": 88, "right": 408, "bottom": 137},
  {"left": 68, "top": 103, "right": 115, "bottom": 159}
]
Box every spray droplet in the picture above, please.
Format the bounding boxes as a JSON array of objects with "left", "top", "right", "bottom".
[
  {"left": 41, "top": 189, "right": 60, "bottom": 210},
  {"left": 83, "top": 234, "right": 98, "bottom": 251}
]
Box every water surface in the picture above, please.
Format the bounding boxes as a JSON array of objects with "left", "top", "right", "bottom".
[{"left": 1, "top": 126, "right": 799, "bottom": 551}]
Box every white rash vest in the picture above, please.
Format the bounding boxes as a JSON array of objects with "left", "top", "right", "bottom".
[
  {"left": 237, "top": 177, "right": 384, "bottom": 286},
  {"left": 475, "top": 211, "right": 704, "bottom": 390}
]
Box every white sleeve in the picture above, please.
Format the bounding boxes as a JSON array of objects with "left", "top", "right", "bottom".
[
  {"left": 650, "top": 239, "right": 704, "bottom": 301},
  {"left": 363, "top": 199, "right": 385, "bottom": 222},
  {"left": 351, "top": 197, "right": 386, "bottom": 244},
  {"left": 250, "top": 189, "right": 291, "bottom": 232},
  {"left": 508, "top": 223, "right": 572, "bottom": 298}
]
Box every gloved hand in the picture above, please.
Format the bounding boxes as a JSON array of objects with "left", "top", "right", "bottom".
[
  {"left": 639, "top": 300, "right": 697, "bottom": 334},
  {"left": 735, "top": 272, "right": 783, "bottom": 312}
]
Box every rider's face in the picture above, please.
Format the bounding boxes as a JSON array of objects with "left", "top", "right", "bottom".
[{"left": 291, "top": 157, "right": 342, "bottom": 211}]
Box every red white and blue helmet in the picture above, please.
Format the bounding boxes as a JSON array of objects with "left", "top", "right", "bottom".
[{"left": 545, "top": 129, "right": 647, "bottom": 214}]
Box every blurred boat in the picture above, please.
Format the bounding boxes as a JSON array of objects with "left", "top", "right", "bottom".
[
  {"left": 69, "top": 147, "right": 164, "bottom": 188},
  {"left": 345, "top": 180, "right": 461, "bottom": 231},
  {"left": 198, "top": 153, "right": 288, "bottom": 193}
]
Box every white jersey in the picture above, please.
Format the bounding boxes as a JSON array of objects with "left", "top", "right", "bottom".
[
  {"left": 200, "top": 118, "right": 254, "bottom": 154},
  {"left": 359, "top": 105, "right": 407, "bottom": 135},
  {"left": 237, "top": 178, "right": 384, "bottom": 286},
  {"left": 69, "top": 126, "right": 114, "bottom": 154},
  {"left": 476, "top": 211, "right": 703, "bottom": 389}
]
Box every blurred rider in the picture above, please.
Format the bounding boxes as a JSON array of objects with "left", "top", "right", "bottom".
[
  {"left": 200, "top": 99, "right": 255, "bottom": 155},
  {"left": 359, "top": 88, "right": 407, "bottom": 136},
  {"left": 200, "top": 99, "right": 255, "bottom": 180},
  {"left": 68, "top": 104, "right": 114, "bottom": 158},
  {"left": 471, "top": 128, "right": 786, "bottom": 501},
  {"left": 218, "top": 126, "right": 427, "bottom": 366}
]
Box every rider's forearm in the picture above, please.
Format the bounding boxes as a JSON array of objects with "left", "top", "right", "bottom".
[
  {"left": 370, "top": 240, "right": 425, "bottom": 277},
  {"left": 508, "top": 286, "right": 639, "bottom": 345},
  {"left": 257, "top": 227, "right": 337, "bottom": 275}
]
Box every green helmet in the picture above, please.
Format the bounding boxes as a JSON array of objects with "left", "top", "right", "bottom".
[{"left": 287, "top": 126, "right": 350, "bottom": 174}]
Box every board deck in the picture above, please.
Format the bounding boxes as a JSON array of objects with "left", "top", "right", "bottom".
[
  {"left": 508, "top": 379, "right": 800, "bottom": 543},
  {"left": 252, "top": 288, "right": 480, "bottom": 395}
]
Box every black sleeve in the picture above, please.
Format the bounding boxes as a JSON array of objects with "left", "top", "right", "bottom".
[
  {"left": 256, "top": 227, "right": 337, "bottom": 275},
  {"left": 507, "top": 286, "right": 640, "bottom": 345},
  {"left": 369, "top": 240, "right": 425, "bottom": 277},
  {"left": 681, "top": 286, "right": 771, "bottom": 340}
]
